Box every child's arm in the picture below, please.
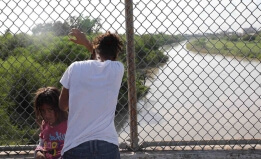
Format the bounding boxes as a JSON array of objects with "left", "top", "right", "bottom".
[
  {"left": 34, "top": 138, "right": 46, "bottom": 159},
  {"left": 35, "top": 151, "right": 45, "bottom": 159}
]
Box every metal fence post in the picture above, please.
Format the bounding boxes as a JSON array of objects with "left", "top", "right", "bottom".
[{"left": 125, "top": 0, "right": 139, "bottom": 151}]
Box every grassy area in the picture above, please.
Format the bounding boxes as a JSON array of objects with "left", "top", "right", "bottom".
[{"left": 187, "top": 39, "right": 261, "bottom": 60}]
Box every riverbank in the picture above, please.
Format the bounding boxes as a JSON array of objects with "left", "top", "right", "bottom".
[{"left": 186, "top": 39, "right": 261, "bottom": 60}]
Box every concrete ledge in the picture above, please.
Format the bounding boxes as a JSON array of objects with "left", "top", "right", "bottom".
[
  {"left": 1, "top": 150, "right": 261, "bottom": 159},
  {"left": 120, "top": 150, "right": 261, "bottom": 159}
]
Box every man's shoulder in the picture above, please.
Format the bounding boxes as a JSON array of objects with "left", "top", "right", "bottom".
[
  {"left": 70, "top": 60, "right": 92, "bottom": 67},
  {"left": 112, "top": 61, "right": 124, "bottom": 72},
  {"left": 110, "top": 61, "right": 124, "bottom": 68}
]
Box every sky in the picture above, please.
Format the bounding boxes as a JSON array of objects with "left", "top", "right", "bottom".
[{"left": 0, "top": 0, "right": 260, "bottom": 35}]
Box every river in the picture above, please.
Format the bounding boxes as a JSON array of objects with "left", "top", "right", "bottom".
[{"left": 116, "top": 41, "right": 261, "bottom": 144}]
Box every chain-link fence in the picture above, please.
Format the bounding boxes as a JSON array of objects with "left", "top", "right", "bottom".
[{"left": 0, "top": 0, "right": 261, "bottom": 155}]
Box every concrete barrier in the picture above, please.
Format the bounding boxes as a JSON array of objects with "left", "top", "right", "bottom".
[{"left": 1, "top": 150, "right": 261, "bottom": 159}]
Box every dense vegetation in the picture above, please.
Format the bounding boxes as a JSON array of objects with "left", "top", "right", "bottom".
[
  {"left": 0, "top": 17, "right": 185, "bottom": 145},
  {"left": 186, "top": 32, "right": 261, "bottom": 60}
]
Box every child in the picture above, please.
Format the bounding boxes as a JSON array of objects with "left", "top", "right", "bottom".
[
  {"left": 34, "top": 87, "right": 68, "bottom": 159},
  {"left": 59, "top": 28, "right": 124, "bottom": 159}
]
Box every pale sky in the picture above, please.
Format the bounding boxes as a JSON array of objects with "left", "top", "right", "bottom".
[{"left": 0, "top": 0, "right": 260, "bottom": 35}]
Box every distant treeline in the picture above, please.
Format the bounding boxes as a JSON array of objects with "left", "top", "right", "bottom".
[{"left": 186, "top": 32, "right": 261, "bottom": 60}]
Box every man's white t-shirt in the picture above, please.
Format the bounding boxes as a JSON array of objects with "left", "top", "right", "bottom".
[{"left": 60, "top": 60, "right": 124, "bottom": 155}]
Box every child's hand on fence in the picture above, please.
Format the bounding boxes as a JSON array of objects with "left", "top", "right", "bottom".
[
  {"left": 68, "top": 28, "right": 93, "bottom": 53},
  {"left": 35, "top": 151, "right": 46, "bottom": 159}
]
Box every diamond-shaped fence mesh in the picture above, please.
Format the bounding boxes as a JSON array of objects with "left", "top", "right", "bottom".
[{"left": 0, "top": 0, "right": 261, "bottom": 155}]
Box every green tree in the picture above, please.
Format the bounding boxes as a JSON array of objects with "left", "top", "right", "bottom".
[
  {"left": 116, "top": 69, "right": 148, "bottom": 115},
  {"left": 255, "top": 33, "right": 261, "bottom": 42},
  {"left": 31, "top": 36, "right": 91, "bottom": 65},
  {"left": 32, "top": 16, "right": 100, "bottom": 35},
  {"left": 67, "top": 15, "right": 101, "bottom": 34},
  {"left": 0, "top": 33, "right": 33, "bottom": 60},
  {"left": 52, "top": 21, "right": 70, "bottom": 36},
  {"left": 242, "top": 34, "right": 257, "bottom": 41},
  {"left": 0, "top": 56, "right": 67, "bottom": 129},
  {"left": 227, "top": 34, "right": 238, "bottom": 41},
  {"left": 195, "top": 38, "right": 207, "bottom": 48}
]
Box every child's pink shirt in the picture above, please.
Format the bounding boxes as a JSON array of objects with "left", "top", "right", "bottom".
[{"left": 35, "top": 120, "right": 67, "bottom": 159}]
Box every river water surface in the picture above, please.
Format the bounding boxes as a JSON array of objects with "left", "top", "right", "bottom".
[{"left": 117, "top": 41, "right": 261, "bottom": 144}]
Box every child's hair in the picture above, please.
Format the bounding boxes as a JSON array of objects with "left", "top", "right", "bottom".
[
  {"left": 34, "top": 87, "right": 68, "bottom": 125},
  {"left": 92, "top": 31, "right": 123, "bottom": 61}
]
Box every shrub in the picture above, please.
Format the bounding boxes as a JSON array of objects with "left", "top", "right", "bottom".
[
  {"left": 0, "top": 56, "right": 67, "bottom": 129},
  {"left": 242, "top": 34, "right": 257, "bottom": 41}
]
